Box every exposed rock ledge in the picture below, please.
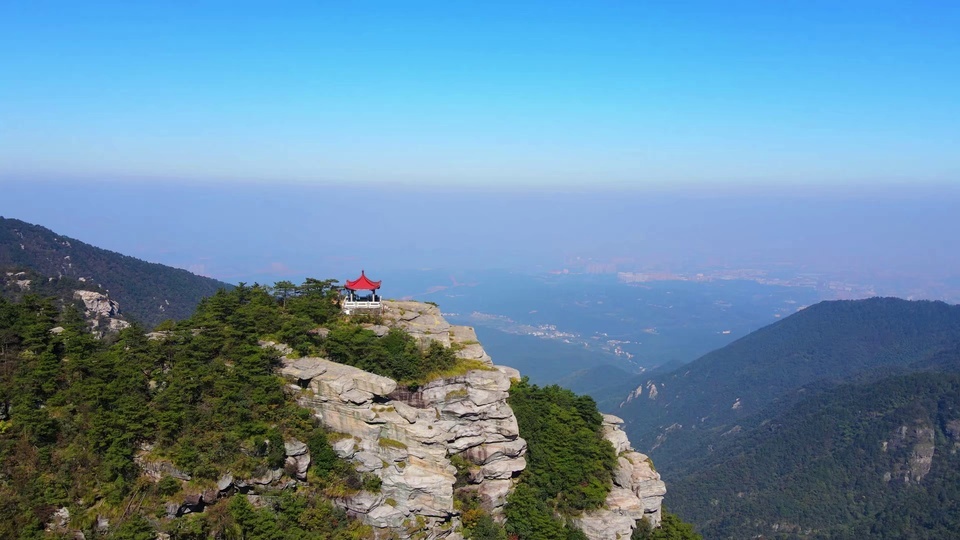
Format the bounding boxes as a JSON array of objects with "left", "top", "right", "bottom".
[
  {"left": 277, "top": 300, "right": 663, "bottom": 539},
  {"left": 73, "top": 289, "right": 131, "bottom": 336},
  {"left": 572, "top": 414, "right": 666, "bottom": 539}
]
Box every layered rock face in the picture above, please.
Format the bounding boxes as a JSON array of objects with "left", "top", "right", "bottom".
[
  {"left": 380, "top": 300, "right": 492, "bottom": 364},
  {"left": 573, "top": 414, "right": 666, "bottom": 539},
  {"left": 280, "top": 301, "right": 664, "bottom": 539},
  {"left": 281, "top": 301, "right": 525, "bottom": 539}
]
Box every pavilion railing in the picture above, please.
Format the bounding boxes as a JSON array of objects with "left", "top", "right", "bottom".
[{"left": 342, "top": 300, "right": 382, "bottom": 310}]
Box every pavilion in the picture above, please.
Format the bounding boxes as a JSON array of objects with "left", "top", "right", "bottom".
[{"left": 342, "top": 270, "right": 382, "bottom": 314}]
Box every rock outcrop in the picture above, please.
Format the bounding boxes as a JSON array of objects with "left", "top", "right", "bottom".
[
  {"left": 283, "top": 359, "right": 524, "bottom": 539},
  {"left": 73, "top": 289, "right": 131, "bottom": 336},
  {"left": 149, "top": 439, "right": 311, "bottom": 518},
  {"left": 573, "top": 414, "right": 666, "bottom": 539},
  {"left": 884, "top": 422, "right": 937, "bottom": 484},
  {"left": 381, "top": 301, "right": 491, "bottom": 364},
  {"left": 277, "top": 300, "right": 664, "bottom": 539},
  {"left": 278, "top": 301, "right": 524, "bottom": 539}
]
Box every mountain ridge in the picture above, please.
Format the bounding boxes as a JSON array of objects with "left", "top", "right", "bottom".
[
  {"left": 618, "top": 297, "right": 960, "bottom": 470},
  {"left": 0, "top": 216, "right": 231, "bottom": 327},
  {"left": 611, "top": 296, "right": 960, "bottom": 538}
]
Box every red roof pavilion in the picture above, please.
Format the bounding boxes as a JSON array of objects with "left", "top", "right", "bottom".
[{"left": 345, "top": 271, "right": 381, "bottom": 291}]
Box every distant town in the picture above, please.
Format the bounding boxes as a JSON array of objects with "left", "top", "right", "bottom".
[{"left": 550, "top": 257, "right": 960, "bottom": 304}]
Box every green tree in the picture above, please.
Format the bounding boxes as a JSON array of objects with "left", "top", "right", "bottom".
[{"left": 632, "top": 511, "right": 702, "bottom": 540}]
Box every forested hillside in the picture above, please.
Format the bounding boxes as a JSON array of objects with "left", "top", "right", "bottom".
[
  {"left": 0, "top": 281, "right": 374, "bottom": 539},
  {"left": 668, "top": 371, "right": 960, "bottom": 539},
  {"left": 0, "top": 217, "right": 230, "bottom": 327},
  {"left": 619, "top": 298, "right": 960, "bottom": 471},
  {"left": 610, "top": 297, "right": 960, "bottom": 539}
]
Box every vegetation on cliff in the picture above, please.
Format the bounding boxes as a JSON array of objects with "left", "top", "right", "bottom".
[
  {"left": 0, "top": 280, "right": 388, "bottom": 538},
  {"left": 631, "top": 510, "right": 702, "bottom": 540},
  {"left": 504, "top": 379, "right": 617, "bottom": 539},
  {"left": 0, "top": 217, "right": 231, "bottom": 327}
]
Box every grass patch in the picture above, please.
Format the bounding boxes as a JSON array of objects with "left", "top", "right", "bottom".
[
  {"left": 378, "top": 437, "right": 408, "bottom": 450},
  {"left": 445, "top": 388, "right": 469, "bottom": 400},
  {"left": 425, "top": 359, "right": 497, "bottom": 381}
]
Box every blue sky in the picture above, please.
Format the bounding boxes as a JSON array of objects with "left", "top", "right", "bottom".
[{"left": 2, "top": 1, "right": 958, "bottom": 188}]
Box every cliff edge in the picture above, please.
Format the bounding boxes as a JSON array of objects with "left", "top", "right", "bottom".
[{"left": 278, "top": 300, "right": 664, "bottom": 539}]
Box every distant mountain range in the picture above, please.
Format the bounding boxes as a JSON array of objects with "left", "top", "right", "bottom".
[
  {"left": 0, "top": 217, "right": 230, "bottom": 327},
  {"left": 612, "top": 297, "right": 960, "bottom": 538}
]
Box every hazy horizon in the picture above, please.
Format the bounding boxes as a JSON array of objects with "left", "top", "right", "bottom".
[{"left": 3, "top": 179, "right": 959, "bottom": 303}]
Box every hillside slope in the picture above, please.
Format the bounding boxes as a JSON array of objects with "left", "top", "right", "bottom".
[
  {"left": 618, "top": 298, "right": 960, "bottom": 470},
  {"left": 668, "top": 370, "right": 960, "bottom": 539},
  {"left": 0, "top": 217, "right": 230, "bottom": 326},
  {"left": 0, "top": 278, "right": 689, "bottom": 539}
]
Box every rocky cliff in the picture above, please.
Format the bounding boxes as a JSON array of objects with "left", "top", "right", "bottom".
[
  {"left": 73, "top": 289, "right": 131, "bottom": 336},
  {"left": 574, "top": 414, "right": 666, "bottom": 539},
  {"left": 277, "top": 301, "right": 664, "bottom": 539},
  {"left": 1, "top": 270, "right": 131, "bottom": 337}
]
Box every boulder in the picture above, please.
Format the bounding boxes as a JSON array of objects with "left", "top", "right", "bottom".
[
  {"left": 135, "top": 455, "right": 191, "bottom": 481},
  {"left": 354, "top": 451, "right": 385, "bottom": 472},
  {"left": 280, "top": 357, "right": 327, "bottom": 381},
  {"left": 284, "top": 439, "right": 308, "bottom": 457},
  {"left": 217, "top": 473, "right": 234, "bottom": 492},
  {"left": 332, "top": 437, "right": 358, "bottom": 459},
  {"left": 285, "top": 454, "right": 311, "bottom": 481},
  {"left": 342, "top": 388, "right": 374, "bottom": 405},
  {"left": 165, "top": 502, "right": 180, "bottom": 518},
  {"left": 342, "top": 491, "right": 382, "bottom": 514},
  {"left": 603, "top": 422, "right": 632, "bottom": 455},
  {"left": 108, "top": 318, "right": 131, "bottom": 332},
  {"left": 477, "top": 479, "right": 513, "bottom": 511},
  {"left": 480, "top": 457, "right": 525, "bottom": 480},
  {"left": 574, "top": 487, "right": 646, "bottom": 540}
]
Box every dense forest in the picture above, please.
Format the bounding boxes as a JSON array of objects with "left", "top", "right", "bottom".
[
  {"left": 0, "top": 217, "right": 230, "bottom": 327},
  {"left": 0, "top": 280, "right": 376, "bottom": 539},
  {"left": 0, "top": 275, "right": 699, "bottom": 539},
  {"left": 668, "top": 371, "right": 960, "bottom": 538}
]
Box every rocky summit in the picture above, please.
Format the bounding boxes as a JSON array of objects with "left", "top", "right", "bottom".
[{"left": 276, "top": 301, "right": 664, "bottom": 540}]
